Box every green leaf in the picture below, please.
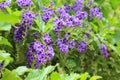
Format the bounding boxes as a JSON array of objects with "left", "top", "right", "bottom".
[
  {"left": 90, "top": 76, "right": 102, "bottom": 80},
  {"left": 109, "top": 0, "right": 120, "bottom": 9},
  {"left": 66, "top": 59, "right": 77, "bottom": 68},
  {"left": 0, "top": 36, "right": 12, "bottom": 47},
  {"left": 5, "top": 6, "right": 12, "bottom": 14},
  {"left": 65, "top": 73, "right": 79, "bottom": 80},
  {"left": 15, "top": 66, "right": 32, "bottom": 76},
  {"left": 80, "top": 72, "right": 89, "bottom": 80},
  {"left": 0, "top": 12, "right": 20, "bottom": 25},
  {"left": 0, "top": 51, "right": 13, "bottom": 67},
  {"left": 2, "top": 70, "right": 22, "bottom": 80},
  {"left": 25, "top": 64, "right": 58, "bottom": 80},
  {"left": 50, "top": 72, "right": 62, "bottom": 80},
  {"left": 90, "top": 22, "right": 98, "bottom": 33},
  {"left": 44, "top": 18, "right": 54, "bottom": 33},
  {"left": 0, "top": 22, "right": 11, "bottom": 31},
  {"left": 41, "top": 0, "right": 50, "bottom": 6},
  {"left": 39, "top": 65, "right": 57, "bottom": 80},
  {"left": 25, "top": 69, "right": 41, "bottom": 80}
]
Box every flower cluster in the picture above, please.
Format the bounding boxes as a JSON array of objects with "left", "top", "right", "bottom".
[
  {"left": 77, "top": 41, "right": 87, "bottom": 53},
  {"left": 42, "top": 33, "right": 53, "bottom": 45},
  {"left": 14, "top": 11, "right": 35, "bottom": 42},
  {"left": 72, "top": 0, "right": 84, "bottom": 11},
  {"left": 57, "top": 33, "right": 75, "bottom": 53},
  {"left": 90, "top": 7, "right": 103, "bottom": 19},
  {"left": 40, "top": 0, "right": 105, "bottom": 57},
  {"left": 100, "top": 44, "right": 108, "bottom": 58},
  {"left": 17, "top": 0, "right": 33, "bottom": 7},
  {"left": 0, "top": 0, "right": 11, "bottom": 9},
  {"left": 21, "top": 11, "right": 35, "bottom": 27},
  {"left": 42, "top": 7, "right": 55, "bottom": 22},
  {"left": 14, "top": 25, "right": 26, "bottom": 42},
  {"left": 26, "top": 34, "right": 55, "bottom": 68},
  {"left": 53, "top": 0, "right": 87, "bottom": 34}
]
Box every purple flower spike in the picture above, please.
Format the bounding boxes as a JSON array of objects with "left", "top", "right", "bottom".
[
  {"left": 21, "top": 11, "right": 35, "bottom": 26},
  {"left": 26, "top": 40, "right": 55, "bottom": 68},
  {"left": 14, "top": 25, "right": 26, "bottom": 42},
  {"left": 17, "top": 0, "right": 33, "bottom": 7},
  {"left": 90, "top": 8, "right": 103, "bottom": 19},
  {"left": 100, "top": 44, "right": 108, "bottom": 58},
  {"left": 69, "top": 39, "right": 75, "bottom": 49},
  {"left": 0, "top": 0, "right": 11, "bottom": 9},
  {"left": 77, "top": 41, "right": 87, "bottom": 53},
  {"left": 42, "top": 33, "right": 52, "bottom": 45}
]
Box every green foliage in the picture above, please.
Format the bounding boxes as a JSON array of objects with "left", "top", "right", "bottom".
[
  {"left": 25, "top": 64, "right": 58, "bottom": 80},
  {"left": 0, "top": 36, "right": 12, "bottom": 47},
  {"left": 0, "top": 22, "right": 11, "bottom": 31},
  {"left": 0, "top": 50, "right": 13, "bottom": 67},
  {"left": 15, "top": 66, "right": 32, "bottom": 76},
  {"left": 0, "top": 12, "right": 20, "bottom": 25},
  {"left": 90, "top": 76, "right": 102, "bottom": 80},
  {"left": 1, "top": 69, "right": 22, "bottom": 80}
]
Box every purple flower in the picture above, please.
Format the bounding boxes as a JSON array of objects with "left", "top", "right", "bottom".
[
  {"left": 54, "top": 18, "right": 66, "bottom": 31},
  {"left": 57, "top": 38, "right": 69, "bottom": 53},
  {"left": 77, "top": 41, "right": 87, "bottom": 53},
  {"left": 72, "top": 4, "right": 83, "bottom": 11},
  {"left": 58, "top": 8, "right": 69, "bottom": 19},
  {"left": 21, "top": 11, "right": 35, "bottom": 26},
  {"left": 42, "top": 33, "right": 52, "bottom": 45},
  {"left": 72, "top": 16, "right": 81, "bottom": 26},
  {"left": 59, "top": 44, "right": 69, "bottom": 53},
  {"left": 71, "top": 0, "right": 84, "bottom": 11},
  {"left": 100, "top": 44, "right": 108, "bottom": 58},
  {"left": 47, "top": 46, "right": 55, "bottom": 60},
  {"left": 66, "top": 16, "right": 74, "bottom": 27},
  {"left": 42, "top": 13, "right": 53, "bottom": 22},
  {"left": 64, "top": 4, "right": 71, "bottom": 13},
  {"left": 57, "top": 38, "right": 63, "bottom": 46},
  {"left": 26, "top": 40, "right": 55, "bottom": 68},
  {"left": 76, "top": 0, "right": 84, "bottom": 4},
  {"left": 42, "top": 7, "right": 55, "bottom": 22},
  {"left": 33, "top": 33, "right": 39, "bottom": 39},
  {"left": 0, "top": 0, "right": 11, "bottom": 9},
  {"left": 17, "top": 0, "right": 33, "bottom": 7},
  {"left": 56, "top": 33, "right": 74, "bottom": 53},
  {"left": 14, "top": 25, "right": 26, "bottom": 42},
  {"left": 63, "top": 33, "right": 70, "bottom": 44},
  {"left": 69, "top": 39, "right": 75, "bottom": 48},
  {"left": 75, "top": 11, "right": 88, "bottom": 20},
  {"left": 90, "top": 8, "right": 103, "bottom": 19},
  {"left": 66, "top": 16, "right": 81, "bottom": 27}
]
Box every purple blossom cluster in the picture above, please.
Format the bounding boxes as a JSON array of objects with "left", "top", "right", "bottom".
[
  {"left": 14, "top": 11, "right": 35, "bottom": 42},
  {"left": 0, "top": 0, "right": 11, "bottom": 9},
  {"left": 72, "top": 0, "right": 84, "bottom": 11},
  {"left": 26, "top": 34, "right": 55, "bottom": 68},
  {"left": 100, "top": 44, "right": 108, "bottom": 58},
  {"left": 53, "top": 0, "right": 87, "bottom": 35},
  {"left": 42, "top": 33, "right": 53, "bottom": 45},
  {"left": 14, "top": 25, "right": 25, "bottom": 42},
  {"left": 21, "top": 11, "right": 35, "bottom": 26},
  {"left": 90, "top": 8, "right": 103, "bottom": 19},
  {"left": 42, "top": 7, "right": 55, "bottom": 22},
  {"left": 17, "top": 0, "right": 33, "bottom": 7},
  {"left": 77, "top": 41, "right": 87, "bottom": 53},
  {"left": 57, "top": 33, "right": 75, "bottom": 53}
]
